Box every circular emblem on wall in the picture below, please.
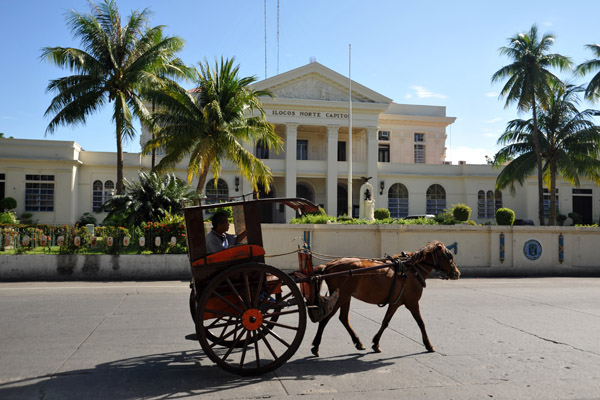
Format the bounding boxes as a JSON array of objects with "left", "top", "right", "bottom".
[{"left": 523, "top": 239, "right": 542, "bottom": 260}]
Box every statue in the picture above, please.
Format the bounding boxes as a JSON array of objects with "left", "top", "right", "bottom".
[{"left": 358, "top": 181, "right": 375, "bottom": 221}]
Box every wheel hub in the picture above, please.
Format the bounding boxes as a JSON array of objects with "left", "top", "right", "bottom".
[{"left": 242, "top": 309, "right": 264, "bottom": 330}]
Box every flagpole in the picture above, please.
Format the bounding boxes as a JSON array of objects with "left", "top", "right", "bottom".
[{"left": 347, "top": 44, "right": 353, "bottom": 218}]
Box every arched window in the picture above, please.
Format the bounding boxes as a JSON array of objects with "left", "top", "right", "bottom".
[
  {"left": 296, "top": 183, "right": 314, "bottom": 203},
  {"left": 104, "top": 180, "right": 115, "bottom": 202},
  {"left": 256, "top": 139, "right": 269, "bottom": 159},
  {"left": 426, "top": 184, "right": 446, "bottom": 215},
  {"left": 495, "top": 190, "right": 503, "bottom": 212},
  {"left": 477, "top": 190, "right": 486, "bottom": 218},
  {"left": 486, "top": 190, "right": 494, "bottom": 218},
  {"left": 92, "top": 180, "right": 103, "bottom": 212},
  {"left": 205, "top": 178, "right": 229, "bottom": 203},
  {"left": 388, "top": 183, "right": 408, "bottom": 218}
]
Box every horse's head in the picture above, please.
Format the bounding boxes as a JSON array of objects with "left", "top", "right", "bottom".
[{"left": 428, "top": 241, "right": 461, "bottom": 280}]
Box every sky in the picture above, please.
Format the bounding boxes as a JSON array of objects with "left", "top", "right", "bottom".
[{"left": 1, "top": 0, "right": 600, "bottom": 164}]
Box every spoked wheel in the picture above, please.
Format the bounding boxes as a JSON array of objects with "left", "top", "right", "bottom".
[{"left": 196, "top": 263, "right": 306, "bottom": 376}]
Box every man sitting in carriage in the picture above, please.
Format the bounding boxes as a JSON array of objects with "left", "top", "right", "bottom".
[{"left": 205, "top": 211, "right": 247, "bottom": 254}]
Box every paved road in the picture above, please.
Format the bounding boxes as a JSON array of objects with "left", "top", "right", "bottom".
[{"left": 1, "top": 278, "right": 599, "bottom": 400}]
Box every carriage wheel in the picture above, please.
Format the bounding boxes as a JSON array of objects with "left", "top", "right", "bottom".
[
  {"left": 196, "top": 263, "right": 306, "bottom": 376},
  {"left": 191, "top": 286, "right": 283, "bottom": 348}
]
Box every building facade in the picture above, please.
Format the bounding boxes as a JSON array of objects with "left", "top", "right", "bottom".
[{"left": 1, "top": 62, "right": 599, "bottom": 225}]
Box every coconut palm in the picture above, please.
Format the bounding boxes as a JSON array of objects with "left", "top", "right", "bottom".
[
  {"left": 42, "top": 0, "right": 186, "bottom": 194},
  {"left": 494, "top": 84, "right": 600, "bottom": 225},
  {"left": 102, "top": 171, "right": 197, "bottom": 226},
  {"left": 576, "top": 44, "right": 600, "bottom": 100},
  {"left": 491, "top": 25, "right": 572, "bottom": 225},
  {"left": 143, "top": 57, "right": 282, "bottom": 195}
]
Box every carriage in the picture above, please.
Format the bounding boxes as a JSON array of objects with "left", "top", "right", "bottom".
[{"left": 184, "top": 196, "right": 460, "bottom": 376}]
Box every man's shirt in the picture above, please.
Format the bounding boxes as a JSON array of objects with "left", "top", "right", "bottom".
[{"left": 206, "top": 229, "right": 237, "bottom": 254}]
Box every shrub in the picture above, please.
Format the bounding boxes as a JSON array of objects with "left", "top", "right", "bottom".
[
  {"left": 20, "top": 213, "right": 35, "bottom": 225},
  {"left": 76, "top": 212, "right": 97, "bottom": 226},
  {"left": 0, "top": 212, "right": 18, "bottom": 224},
  {"left": 433, "top": 210, "right": 457, "bottom": 225},
  {"left": 452, "top": 203, "right": 471, "bottom": 222},
  {"left": 290, "top": 214, "right": 334, "bottom": 224},
  {"left": 0, "top": 197, "right": 17, "bottom": 211},
  {"left": 374, "top": 208, "right": 391, "bottom": 220},
  {"left": 568, "top": 212, "right": 583, "bottom": 225},
  {"left": 495, "top": 208, "right": 515, "bottom": 226}
]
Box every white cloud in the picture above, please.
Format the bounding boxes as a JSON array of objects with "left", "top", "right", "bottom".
[
  {"left": 404, "top": 93, "right": 413, "bottom": 99},
  {"left": 411, "top": 85, "right": 448, "bottom": 99},
  {"left": 445, "top": 146, "right": 493, "bottom": 165},
  {"left": 485, "top": 91, "right": 498, "bottom": 97},
  {"left": 543, "top": 21, "right": 553, "bottom": 27}
]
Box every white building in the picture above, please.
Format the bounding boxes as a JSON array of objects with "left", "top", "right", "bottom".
[{"left": 1, "top": 62, "right": 598, "bottom": 225}]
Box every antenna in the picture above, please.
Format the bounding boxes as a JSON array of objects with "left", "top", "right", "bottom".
[
  {"left": 264, "top": 0, "right": 267, "bottom": 79},
  {"left": 277, "top": 0, "right": 280, "bottom": 75}
]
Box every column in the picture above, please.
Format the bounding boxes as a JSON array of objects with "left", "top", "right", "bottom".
[
  {"left": 285, "top": 123, "right": 298, "bottom": 221},
  {"left": 326, "top": 125, "right": 339, "bottom": 217},
  {"left": 366, "top": 127, "right": 379, "bottom": 203}
]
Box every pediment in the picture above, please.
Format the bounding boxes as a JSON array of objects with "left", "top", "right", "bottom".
[{"left": 253, "top": 62, "right": 392, "bottom": 105}]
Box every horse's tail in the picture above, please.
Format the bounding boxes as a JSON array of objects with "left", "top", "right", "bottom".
[{"left": 312, "top": 264, "right": 327, "bottom": 294}]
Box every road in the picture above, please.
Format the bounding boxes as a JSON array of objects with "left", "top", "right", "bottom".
[{"left": 0, "top": 278, "right": 599, "bottom": 399}]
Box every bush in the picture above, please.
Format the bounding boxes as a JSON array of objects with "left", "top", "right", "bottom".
[
  {"left": 20, "top": 213, "right": 35, "bottom": 225},
  {"left": 290, "top": 214, "right": 334, "bottom": 224},
  {"left": 452, "top": 203, "right": 471, "bottom": 222},
  {"left": 568, "top": 212, "right": 583, "bottom": 225},
  {"left": 0, "top": 211, "right": 18, "bottom": 224},
  {"left": 76, "top": 212, "right": 97, "bottom": 226},
  {"left": 0, "top": 197, "right": 17, "bottom": 211},
  {"left": 495, "top": 208, "right": 515, "bottom": 226},
  {"left": 374, "top": 208, "right": 391, "bottom": 220}
]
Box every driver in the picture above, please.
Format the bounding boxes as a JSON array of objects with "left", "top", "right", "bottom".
[{"left": 206, "top": 211, "right": 247, "bottom": 254}]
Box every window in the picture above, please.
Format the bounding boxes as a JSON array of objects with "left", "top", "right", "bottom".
[
  {"left": 297, "top": 140, "right": 308, "bottom": 160},
  {"left": 543, "top": 188, "right": 559, "bottom": 217},
  {"left": 388, "top": 183, "right": 408, "bottom": 218},
  {"left": 478, "top": 189, "right": 502, "bottom": 218},
  {"left": 0, "top": 173, "right": 5, "bottom": 203},
  {"left": 337, "top": 141, "right": 346, "bottom": 161},
  {"left": 414, "top": 133, "right": 425, "bottom": 142},
  {"left": 92, "top": 180, "right": 115, "bottom": 212},
  {"left": 414, "top": 144, "right": 425, "bottom": 164},
  {"left": 426, "top": 184, "right": 445, "bottom": 215},
  {"left": 206, "top": 178, "right": 229, "bottom": 203},
  {"left": 256, "top": 139, "right": 269, "bottom": 159},
  {"left": 378, "top": 130, "right": 390, "bottom": 140},
  {"left": 25, "top": 175, "right": 54, "bottom": 212},
  {"left": 378, "top": 144, "right": 390, "bottom": 162}
]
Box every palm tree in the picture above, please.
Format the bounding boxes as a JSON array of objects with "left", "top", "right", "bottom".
[
  {"left": 576, "top": 44, "right": 600, "bottom": 100},
  {"left": 494, "top": 84, "right": 600, "bottom": 225},
  {"left": 42, "top": 0, "right": 186, "bottom": 194},
  {"left": 491, "top": 25, "right": 572, "bottom": 225},
  {"left": 143, "top": 57, "right": 282, "bottom": 195},
  {"left": 102, "top": 171, "right": 197, "bottom": 226}
]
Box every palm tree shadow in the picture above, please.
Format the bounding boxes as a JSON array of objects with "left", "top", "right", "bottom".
[{"left": 0, "top": 349, "right": 428, "bottom": 399}]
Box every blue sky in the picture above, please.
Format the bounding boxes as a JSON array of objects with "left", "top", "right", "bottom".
[{"left": 1, "top": 0, "right": 599, "bottom": 164}]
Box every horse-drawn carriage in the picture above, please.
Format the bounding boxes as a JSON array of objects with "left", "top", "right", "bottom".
[{"left": 185, "top": 196, "right": 460, "bottom": 376}]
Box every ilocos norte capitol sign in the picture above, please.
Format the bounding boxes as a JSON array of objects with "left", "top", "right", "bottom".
[{"left": 270, "top": 109, "right": 349, "bottom": 119}]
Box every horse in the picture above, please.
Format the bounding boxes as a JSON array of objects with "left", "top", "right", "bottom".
[{"left": 310, "top": 240, "right": 460, "bottom": 357}]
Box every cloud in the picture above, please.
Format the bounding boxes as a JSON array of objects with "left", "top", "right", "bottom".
[
  {"left": 483, "top": 132, "right": 499, "bottom": 138},
  {"left": 404, "top": 93, "right": 412, "bottom": 99},
  {"left": 485, "top": 117, "right": 502, "bottom": 124},
  {"left": 445, "top": 146, "right": 493, "bottom": 165},
  {"left": 410, "top": 85, "right": 448, "bottom": 99},
  {"left": 543, "top": 21, "right": 553, "bottom": 27},
  {"left": 485, "top": 91, "right": 498, "bottom": 97}
]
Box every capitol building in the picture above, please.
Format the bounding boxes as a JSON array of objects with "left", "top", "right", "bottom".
[{"left": 0, "top": 62, "right": 598, "bottom": 225}]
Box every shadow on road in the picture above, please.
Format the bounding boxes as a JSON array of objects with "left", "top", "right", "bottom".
[{"left": 0, "top": 348, "right": 426, "bottom": 399}]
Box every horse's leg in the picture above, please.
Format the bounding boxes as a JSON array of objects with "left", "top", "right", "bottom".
[
  {"left": 338, "top": 300, "right": 365, "bottom": 351},
  {"left": 371, "top": 304, "right": 401, "bottom": 353},
  {"left": 310, "top": 308, "right": 337, "bottom": 357},
  {"left": 406, "top": 302, "right": 435, "bottom": 352}
]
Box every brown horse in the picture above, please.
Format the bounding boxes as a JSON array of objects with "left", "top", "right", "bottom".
[{"left": 310, "top": 240, "right": 460, "bottom": 357}]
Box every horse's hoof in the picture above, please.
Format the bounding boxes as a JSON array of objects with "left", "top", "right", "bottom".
[
  {"left": 426, "top": 347, "right": 435, "bottom": 353},
  {"left": 311, "top": 347, "right": 320, "bottom": 357},
  {"left": 356, "top": 343, "right": 365, "bottom": 351},
  {"left": 372, "top": 345, "right": 381, "bottom": 353}
]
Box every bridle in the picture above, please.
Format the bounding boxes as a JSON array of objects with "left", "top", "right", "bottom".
[{"left": 413, "top": 246, "right": 455, "bottom": 280}]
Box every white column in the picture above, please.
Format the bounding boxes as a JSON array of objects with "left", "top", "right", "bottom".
[
  {"left": 326, "top": 125, "right": 339, "bottom": 217},
  {"left": 366, "top": 127, "right": 379, "bottom": 203},
  {"left": 285, "top": 123, "right": 298, "bottom": 221}
]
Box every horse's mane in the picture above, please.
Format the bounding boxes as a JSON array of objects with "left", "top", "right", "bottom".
[{"left": 398, "top": 240, "right": 444, "bottom": 266}]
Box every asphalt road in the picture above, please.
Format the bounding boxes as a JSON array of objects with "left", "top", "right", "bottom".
[{"left": 1, "top": 278, "right": 599, "bottom": 400}]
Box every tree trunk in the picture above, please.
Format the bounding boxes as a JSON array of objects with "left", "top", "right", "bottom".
[
  {"left": 115, "top": 114, "right": 125, "bottom": 195},
  {"left": 549, "top": 161, "right": 557, "bottom": 226},
  {"left": 195, "top": 166, "right": 209, "bottom": 197},
  {"left": 151, "top": 101, "right": 156, "bottom": 170},
  {"left": 531, "top": 98, "right": 545, "bottom": 226}
]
